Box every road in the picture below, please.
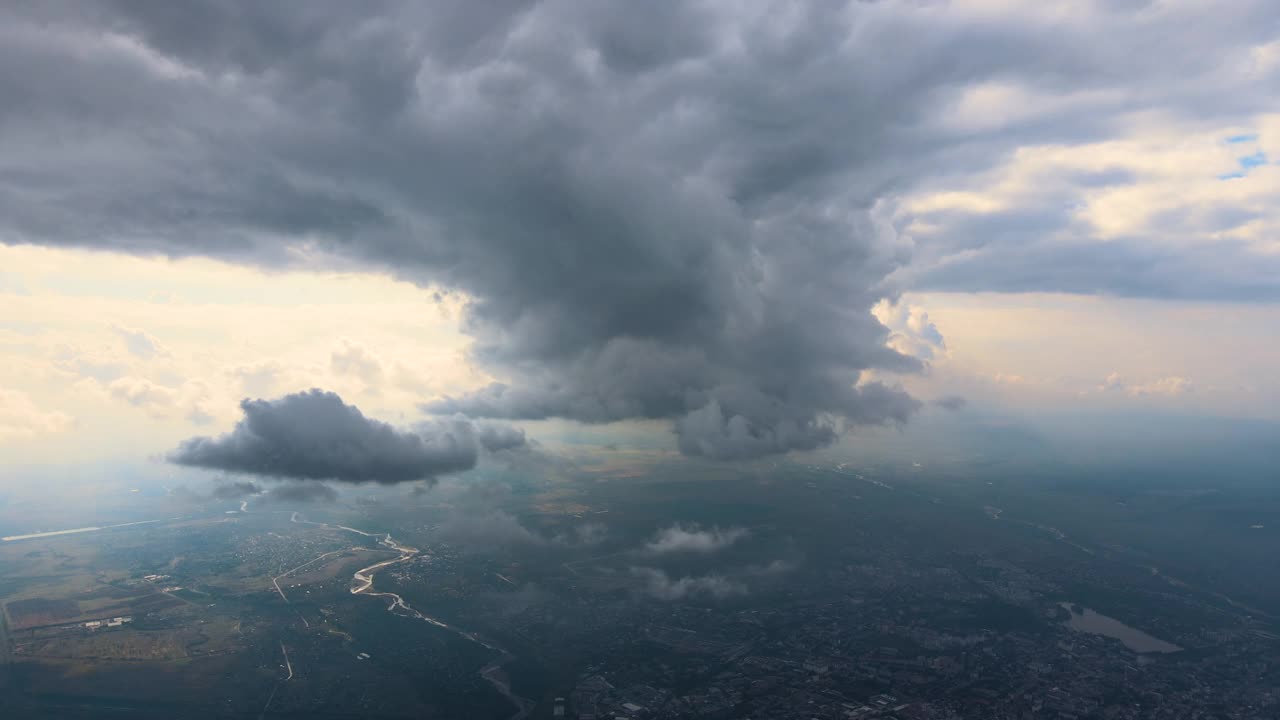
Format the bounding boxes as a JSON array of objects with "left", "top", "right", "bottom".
[
  {"left": 280, "top": 642, "right": 293, "bottom": 681},
  {"left": 259, "top": 642, "right": 294, "bottom": 719}
]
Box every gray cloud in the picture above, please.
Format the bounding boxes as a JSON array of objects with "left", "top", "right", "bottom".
[
  {"left": 436, "top": 506, "right": 610, "bottom": 552},
  {"left": 935, "top": 395, "right": 967, "bottom": 411},
  {"left": 169, "top": 389, "right": 524, "bottom": 483},
  {"left": 475, "top": 422, "right": 528, "bottom": 453},
  {"left": 210, "top": 480, "right": 260, "bottom": 500},
  {"left": 180, "top": 477, "right": 335, "bottom": 505},
  {"left": 436, "top": 509, "right": 546, "bottom": 550},
  {"left": 4, "top": 3, "right": 1277, "bottom": 457},
  {"left": 570, "top": 522, "right": 608, "bottom": 547},
  {"left": 645, "top": 523, "right": 749, "bottom": 554},
  {"left": 262, "top": 481, "right": 338, "bottom": 504},
  {"left": 630, "top": 567, "right": 746, "bottom": 601}
]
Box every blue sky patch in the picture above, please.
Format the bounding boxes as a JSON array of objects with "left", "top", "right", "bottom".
[
  {"left": 1238, "top": 151, "right": 1268, "bottom": 169},
  {"left": 1225, "top": 133, "right": 1258, "bottom": 144}
]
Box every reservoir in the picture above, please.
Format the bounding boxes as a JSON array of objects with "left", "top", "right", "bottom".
[{"left": 1059, "top": 602, "right": 1182, "bottom": 653}]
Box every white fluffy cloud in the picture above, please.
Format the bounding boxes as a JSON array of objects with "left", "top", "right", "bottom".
[
  {"left": 645, "top": 523, "right": 749, "bottom": 554},
  {"left": 0, "top": 387, "right": 73, "bottom": 441}
]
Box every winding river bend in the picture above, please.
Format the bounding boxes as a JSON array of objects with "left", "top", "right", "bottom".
[{"left": 289, "top": 512, "right": 535, "bottom": 719}]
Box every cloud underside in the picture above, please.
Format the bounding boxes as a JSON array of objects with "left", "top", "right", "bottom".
[
  {"left": 170, "top": 389, "right": 523, "bottom": 483},
  {"left": 4, "top": 3, "right": 1278, "bottom": 457}
]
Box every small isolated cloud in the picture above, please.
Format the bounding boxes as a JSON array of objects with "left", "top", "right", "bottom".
[
  {"left": 169, "top": 389, "right": 525, "bottom": 484},
  {"left": 934, "top": 395, "right": 968, "bottom": 411},
  {"left": 111, "top": 325, "right": 167, "bottom": 360},
  {"left": 645, "top": 523, "right": 749, "bottom": 554},
  {"left": 1100, "top": 373, "right": 1192, "bottom": 397},
  {"left": 630, "top": 567, "right": 746, "bottom": 601}
]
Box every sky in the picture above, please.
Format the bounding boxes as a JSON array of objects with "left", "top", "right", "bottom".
[{"left": 1, "top": 1, "right": 1278, "bottom": 487}]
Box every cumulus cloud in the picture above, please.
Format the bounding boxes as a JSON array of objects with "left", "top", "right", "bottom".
[
  {"left": 169, "top": 389, "right": 524, "bottom": 483},
  {"left": 0, "top": 387, "right": 73, "bottom": 441},
  {"left": 2, "top": 2, "right": 1276, "bottom": 458},
  {"left": 1100, "top": 373, "right": 1193, "bottom": 397},
  {"left": 111, "top": 325, "right": 167, "bottom": 360},
  {"left": 935, "top": 395, "right": 968, "bottom": 411},
  {"left": 875, "top": 302, "right": 947, "bottom": 362},
  {"left": 630, "top": 567, "right": 746, "bottom": 601},
  {"left": 645, "top": 523, "right": 750, "bottom": 554}
]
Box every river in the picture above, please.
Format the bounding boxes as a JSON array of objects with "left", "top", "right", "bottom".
[{"left": 290, "top": 512, "right": 535, "bottom": 719}]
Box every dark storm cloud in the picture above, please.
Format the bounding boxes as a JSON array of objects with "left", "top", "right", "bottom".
[
  {"left": 4, "top": 2, "right": 1278, "bottom": 457},
  {"left": 169, "top": 389, "right": 524, "bottom": 483}
]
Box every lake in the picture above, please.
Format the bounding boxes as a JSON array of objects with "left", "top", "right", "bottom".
[{"left": 1058, "top": 602, "right": 1182, "bottom": 654}]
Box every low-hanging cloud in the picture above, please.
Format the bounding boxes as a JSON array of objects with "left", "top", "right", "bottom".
[
  {"left": 631, "top": 567, "right": 747, "bottom": 601},
  {"left": 436, "top": 509, "right": 546, "bottom": 550},
  {"left": 263, "top": 482, "right": 339, "bottom": 504},
  {"left": 645, "top": 523, "right": 749, "bottom": 554},
  {"left": 169, "top": 389, "right": 524, "bottom": 484},
  {"left": 210, "top": 480, "right": 261, "bottom": 500}
]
